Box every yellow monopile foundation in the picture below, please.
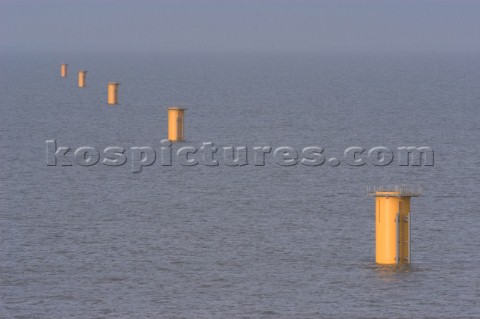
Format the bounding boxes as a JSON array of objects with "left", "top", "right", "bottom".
[
  {"left": 369, "top": 187, "right": 420, "bottom": 265},
  {"left": 107, "top": 82, "right": 120, "bottom": 105},
  {"left": 78, "top": 71, "right": 87, "bottom": 88},
  {"left": 60, "top": 63, "right": 68, "bottom": 77},
  {"left": 168, "top": 107, "right": 186, "bottom": 141}
]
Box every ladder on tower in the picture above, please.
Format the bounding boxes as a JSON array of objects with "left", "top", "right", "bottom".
[{"left": 396, "top": 201, "right": 410, "bottom": 264}]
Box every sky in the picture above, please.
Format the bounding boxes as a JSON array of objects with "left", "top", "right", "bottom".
[{"left": 1, "top": 0, "right": 480, "bottom": 53}]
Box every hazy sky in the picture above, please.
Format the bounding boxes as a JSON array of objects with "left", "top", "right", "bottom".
[{"left": 1, "top": 0, "right": 480, "bottom": 53}]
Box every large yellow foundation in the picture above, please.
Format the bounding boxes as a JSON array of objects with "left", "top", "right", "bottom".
[
  {"left": 78, "top": 71, "right": 87, "bottom": 88},
  {"left": 61, "top": 63, "right": 68, "bottom": 77},
  {"left": 375, "top": 191, "right": 412, "bottom": 265},
  {"left": 168, "top": 107, "right": 186, "bottom": 141},
  {"left": 107, "top": 82, "right": 120, "bottom": 105}
]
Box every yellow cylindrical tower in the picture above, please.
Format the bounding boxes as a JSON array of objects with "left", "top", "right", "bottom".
[
  {"left": 370, "top": 187, "right": 420, "bottom": 265},
  {"left": 107, "top": 82, "right": 120, "bottom": 105},
  {"left": 168, "top": 107, "right": 186, "bottom": 141},
  {"left": 78, "top": 71, "right": 87, "bottom": 88},
  {"left": 61, "top": 63, "right": 68, "bottom": 77}
]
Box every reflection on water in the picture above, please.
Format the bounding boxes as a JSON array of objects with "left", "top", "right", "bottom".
[{"left": 373, "top": 263, "right": 412, "bottom": 282}]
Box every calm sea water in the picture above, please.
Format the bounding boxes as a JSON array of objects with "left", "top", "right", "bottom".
[{"left": 1, "top": 51, "right": 479, "bottom": 318}]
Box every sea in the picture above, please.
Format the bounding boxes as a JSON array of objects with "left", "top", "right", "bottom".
[{"left": 1, "top": 51, "right": 479, "bottom": 318}]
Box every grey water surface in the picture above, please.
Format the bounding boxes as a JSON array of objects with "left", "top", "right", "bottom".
[{"left": 1, "top": 51, "right": 479, "bottom": 318}]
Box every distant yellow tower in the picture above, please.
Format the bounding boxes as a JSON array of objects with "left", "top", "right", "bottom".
[
  {"left": 107, "top": 82, "right": 120, "bottom": 105},
  {"left": 369, "top": 186, "right": 421, "bottom": 265},
  {"left": 168, "top": 107, "right": 186, "bottom": 141},
  {"left": 60, "top": 63, "right": 68, "bottom": 77},
  {"left": 78, "top": 71, "right": 87, "bottom": 88}
]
